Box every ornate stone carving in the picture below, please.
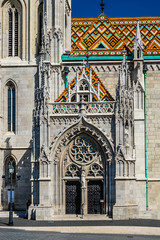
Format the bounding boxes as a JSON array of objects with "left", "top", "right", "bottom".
[
  {"left": 87, "top": 163, "right": 103, "bottom": 177},
  {"left": 53, "top": 28, "right": 63, "bottom": 43},
  {"left": 65, "top": 0, "right": 71, "bottom": 16},
  {"left": 50, "top": 102, "right": 115, "bottom": 116},
  {"left": 50, "top": 117, "right": 114, "bottom": 164},
  {"left": 69, "top": 136, "right": 98, "bottom": 165},
  {"left": 116, "top": 145, "right": 135, "bottom": 178},
  {"left": 65, "top": 164, "right": 80, "bottom": 177},
  {"left": 51, "top": 116, "right": 79, "bottom": 125},
  {"left": 93, "top": 65, "right": 119, "bottom": 73},
  {"left": 85, "top": 102, "right": 115, "bottom": 115},
  {"left": 40, "top": 144, "right": 49, "bottom": 162}
]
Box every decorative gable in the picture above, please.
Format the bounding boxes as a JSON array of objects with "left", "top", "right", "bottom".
[{"left": 56, "top": 66, "right": 114, "bottom": 102}]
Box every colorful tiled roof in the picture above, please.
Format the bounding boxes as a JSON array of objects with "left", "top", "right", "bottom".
[
  {"left": 56, "top": 67, "right": 114, "bottom": 102},
  {"left": 71, "top": 14, "right": 160, "bottom": 56}
]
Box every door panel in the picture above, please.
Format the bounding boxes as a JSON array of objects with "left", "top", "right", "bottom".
[
  {"left": 88, "top": 181, "right": 103, "bottom": 214},
  {"left": 66, "top": 181, "right": 81, "bottom": 214}
]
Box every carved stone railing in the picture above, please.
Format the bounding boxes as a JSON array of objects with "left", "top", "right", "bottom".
[
  {"left": 51, "top": 103, "right": 79, "bottom": 115},
  {"left": 85, "top": 102, "right": 115, "bottom": 115},
  {"left": 49, "top": 102, "right": 115, "bottom": 116}
]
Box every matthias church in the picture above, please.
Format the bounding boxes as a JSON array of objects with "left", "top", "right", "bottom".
[{"left": 0, "top": 0, "right": 160, "bottom": 220}]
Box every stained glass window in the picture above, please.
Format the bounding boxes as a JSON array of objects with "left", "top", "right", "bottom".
[{"left": 7, "top": 82, "right": 16, "bottom": 132}]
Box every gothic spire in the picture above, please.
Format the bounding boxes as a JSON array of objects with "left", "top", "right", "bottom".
[
  {"left": 134, "top": 20, "right": 143, "bottom": 59},
  {"left": 135, "top": 20, "right": 143, "bottom": 47}
]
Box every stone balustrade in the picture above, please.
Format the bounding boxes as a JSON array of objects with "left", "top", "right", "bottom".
[{"left": 49, "top": 102, "right": 115, "bottom": 116}]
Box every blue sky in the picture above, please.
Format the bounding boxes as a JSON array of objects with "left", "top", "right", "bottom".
[{"left": 72, "top": 0, "right": 160, "bottom": 18}]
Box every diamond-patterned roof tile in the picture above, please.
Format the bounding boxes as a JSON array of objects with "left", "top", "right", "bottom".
[{"left": 71, "top": 14, "right": 160, "bottom": 56}]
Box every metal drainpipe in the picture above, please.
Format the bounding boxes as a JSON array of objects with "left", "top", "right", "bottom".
[
  {"left": 143, "top": 64, "right": 148, "bottom": 211},
  {"left": 64, "top": 66, "right": 70, "bottom": 88}
]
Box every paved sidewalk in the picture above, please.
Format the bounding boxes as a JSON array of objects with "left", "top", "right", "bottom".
[
  {"left": 0, "top": 217, "right": 160, "bottom": 236},
  {"left": 1, "top": 217, "right": 160, "bottom": 227},
  {"left": 0, "top": 225, "right": 160, "bottom": 236}
]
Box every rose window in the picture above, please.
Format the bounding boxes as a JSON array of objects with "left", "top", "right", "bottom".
[{"left": 70, "top": 136, "right": 98, "bottom": 165}]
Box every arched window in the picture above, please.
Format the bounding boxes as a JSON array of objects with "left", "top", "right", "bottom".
[
  {"left": 8, "top": 6, "right": 19, "bottom": 57},
  {"left": 38, "top": 2, "right": 43, "bottom": 51},
  {"left": 8, "top": 8, "right": 13, "bottom": 56},
  {"left": 2, "top": 0, "right": 22, "bottom": 58},
  {"left": 79, "top": 80, "right": 89, "bottom": 91},
  {"left": 5, "top": 157, "right": 16, "bottom": 185},
  {"left": 7, "top": 82, "right": 16, "bottom": 132}
]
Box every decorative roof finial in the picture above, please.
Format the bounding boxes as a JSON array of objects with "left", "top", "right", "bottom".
[
  {"left": 135, "top": 20, "right": 142, "bottom": 46},
  {"left": 100, "top": 0, "right": 105, "bottom": 14}
]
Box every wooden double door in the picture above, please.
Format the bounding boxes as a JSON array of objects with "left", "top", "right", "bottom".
[{"left": 66, "top": 180, "right": 103, "bottom": 214}]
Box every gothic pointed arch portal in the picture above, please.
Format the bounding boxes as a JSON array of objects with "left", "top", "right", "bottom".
[{"left": 50, "top": 118, "right": 114, "bottom": 216}]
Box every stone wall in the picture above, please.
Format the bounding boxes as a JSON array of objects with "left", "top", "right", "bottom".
[
  {"left": 147, "top": 69, "right": 160, "bottom": 211},
  {"left": 0, "top": 65, "right": 37, "bottom": 210}
]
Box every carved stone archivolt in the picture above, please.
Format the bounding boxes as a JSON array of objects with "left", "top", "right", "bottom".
[{"left": 50, "top": 117, "right": 114, "bottom": 165}]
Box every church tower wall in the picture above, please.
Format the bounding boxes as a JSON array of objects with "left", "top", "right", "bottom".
[
  {"left": 0, "top": 0, "right": 39, "bottom": 210},
  {"left": 146, "top": 66, "right": 160, "bottom": 212}
]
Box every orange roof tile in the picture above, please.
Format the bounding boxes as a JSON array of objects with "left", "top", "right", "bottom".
[{"left": 71, "top": 14, "right": 160, "bottom": 56}]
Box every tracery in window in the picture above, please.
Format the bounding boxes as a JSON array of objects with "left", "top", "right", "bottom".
[
  {"left": 69, "top": 76, "right": 100, "bottom": 103},
  {"left": 79, "top": 80, "right": 89, "bottom": 91},
  {"left": 14, "top": 9, "right": 19, "bottom": 56},
  {"left": 69, "top": 136, "right": 98, "bottom": 165},
  {"left": 8, "top": 8, "right": 13, "bottom": 56},
  {"left": 87, "top": 164, "right": 103, "bottom": 177},
  {"left": 7, "top": 82, "right": 16, "bottom": 132},
  {"left": 65, "top": 164, "right": 80, "bottom": 177},
  {"left": 1, "top": 0, "right": 22, "bottom": 58},
  {"left": 8, "top": 5, "right": 20, "bottom": 57}
]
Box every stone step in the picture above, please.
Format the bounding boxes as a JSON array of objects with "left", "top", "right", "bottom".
[
  {"left": 0, "top": 211, "right": 26, "bottom": 218},
  {"left": 52, "top": 214, "right": 110, "bottom": 221}
]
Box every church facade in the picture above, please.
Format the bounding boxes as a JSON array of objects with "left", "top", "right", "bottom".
[{"left": 0, "top": 0, "right": 160, "bottom": 220}]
